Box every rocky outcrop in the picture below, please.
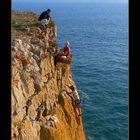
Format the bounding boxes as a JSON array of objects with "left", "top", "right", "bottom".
[{"left": 11, "top": 13, "right": 86, "bottom": 140}]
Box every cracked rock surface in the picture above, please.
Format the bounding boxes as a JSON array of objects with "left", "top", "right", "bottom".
[{"left": 11, "top": 12, "right": 86, "bottom": 140}]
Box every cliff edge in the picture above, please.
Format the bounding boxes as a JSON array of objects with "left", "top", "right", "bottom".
[{"left": 11, "top": 12, "right": 86, "bottom": 140}]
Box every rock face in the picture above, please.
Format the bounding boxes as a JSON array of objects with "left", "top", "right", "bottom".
[{"left": 11, "top": 13, "right": 86, "bottom": 140}]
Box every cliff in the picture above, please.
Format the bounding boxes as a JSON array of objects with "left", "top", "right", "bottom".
[{"left": 11, "top": 12, "right": 86, "bottom": 140}]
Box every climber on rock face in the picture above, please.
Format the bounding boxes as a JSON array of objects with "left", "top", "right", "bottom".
[
  {"left": 38, "top": 9, "right": 51, "bottom": 26},
  {"left": 54, "top": 41, "right": 71, "bottom": 65},
  {"left": 68, "top": 85, "right": 82, "bottom": 117},
  {"left": 60, "top": 41, "right": 70, "bottom": 60}
]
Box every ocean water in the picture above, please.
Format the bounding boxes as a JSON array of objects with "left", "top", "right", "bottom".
[{"left": 12, "top": 2, "right": 128, "bottom": 140}]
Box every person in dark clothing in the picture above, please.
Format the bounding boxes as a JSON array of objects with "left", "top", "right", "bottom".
[{"left": 38, "top": 9, "right": 51, "bottom": 26}]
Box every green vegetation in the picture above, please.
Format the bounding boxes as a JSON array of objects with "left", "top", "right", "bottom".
[
  {"left": 11, "top": 11, "right": 39, "bottom": 31},
  {"left": 12, "top": 119, "right": 24, "bottom": 129}
]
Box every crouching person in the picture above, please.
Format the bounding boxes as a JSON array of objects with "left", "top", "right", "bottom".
[
  {"left": 68, "top": 85, "right": 82, "bottom": 117},
  {"left": 38, "top": 9, "right": 51, "bottom": 26}
]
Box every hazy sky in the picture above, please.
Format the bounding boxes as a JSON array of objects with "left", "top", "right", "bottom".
[{"left": 12, "top": 0, "right": 128, "bottom": 3}]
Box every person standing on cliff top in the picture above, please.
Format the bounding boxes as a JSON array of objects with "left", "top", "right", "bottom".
[
  {"left": 38, "top": 9, "right": 52, "bottom": 26},
  {"left": 68, "top": 85, "right": 82, "bottom": 117}
]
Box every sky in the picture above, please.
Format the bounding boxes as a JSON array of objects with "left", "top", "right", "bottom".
[{"left": 12, "top": 0, "right": 128, "bottom": 3}]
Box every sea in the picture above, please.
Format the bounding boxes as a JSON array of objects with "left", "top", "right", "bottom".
[{"left": 12, "top": 2, "right": 128, "bottom": 140}]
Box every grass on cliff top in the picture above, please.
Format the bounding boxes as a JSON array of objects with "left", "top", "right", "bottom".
[{"left": 11, "top": 11, "right": 39, "bottom": 31}]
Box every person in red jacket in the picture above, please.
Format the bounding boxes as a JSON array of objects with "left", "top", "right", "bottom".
[
  {"left": 60, "top": 41, "right": 70, "bottom": 60},
  {"left": 54, "top": 41, "right": 70, "bottom": 65},
  {"left": 63, "top": 41, "right": 70, "bottom": 56}
]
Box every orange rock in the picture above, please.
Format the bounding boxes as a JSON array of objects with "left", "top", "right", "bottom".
[{"left": 11, "top": 11, "right": 86, "bottom": 140}]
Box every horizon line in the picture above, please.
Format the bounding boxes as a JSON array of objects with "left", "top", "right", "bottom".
[{"left": 12, "top": 1, "right": 128, "bottom": 4}]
